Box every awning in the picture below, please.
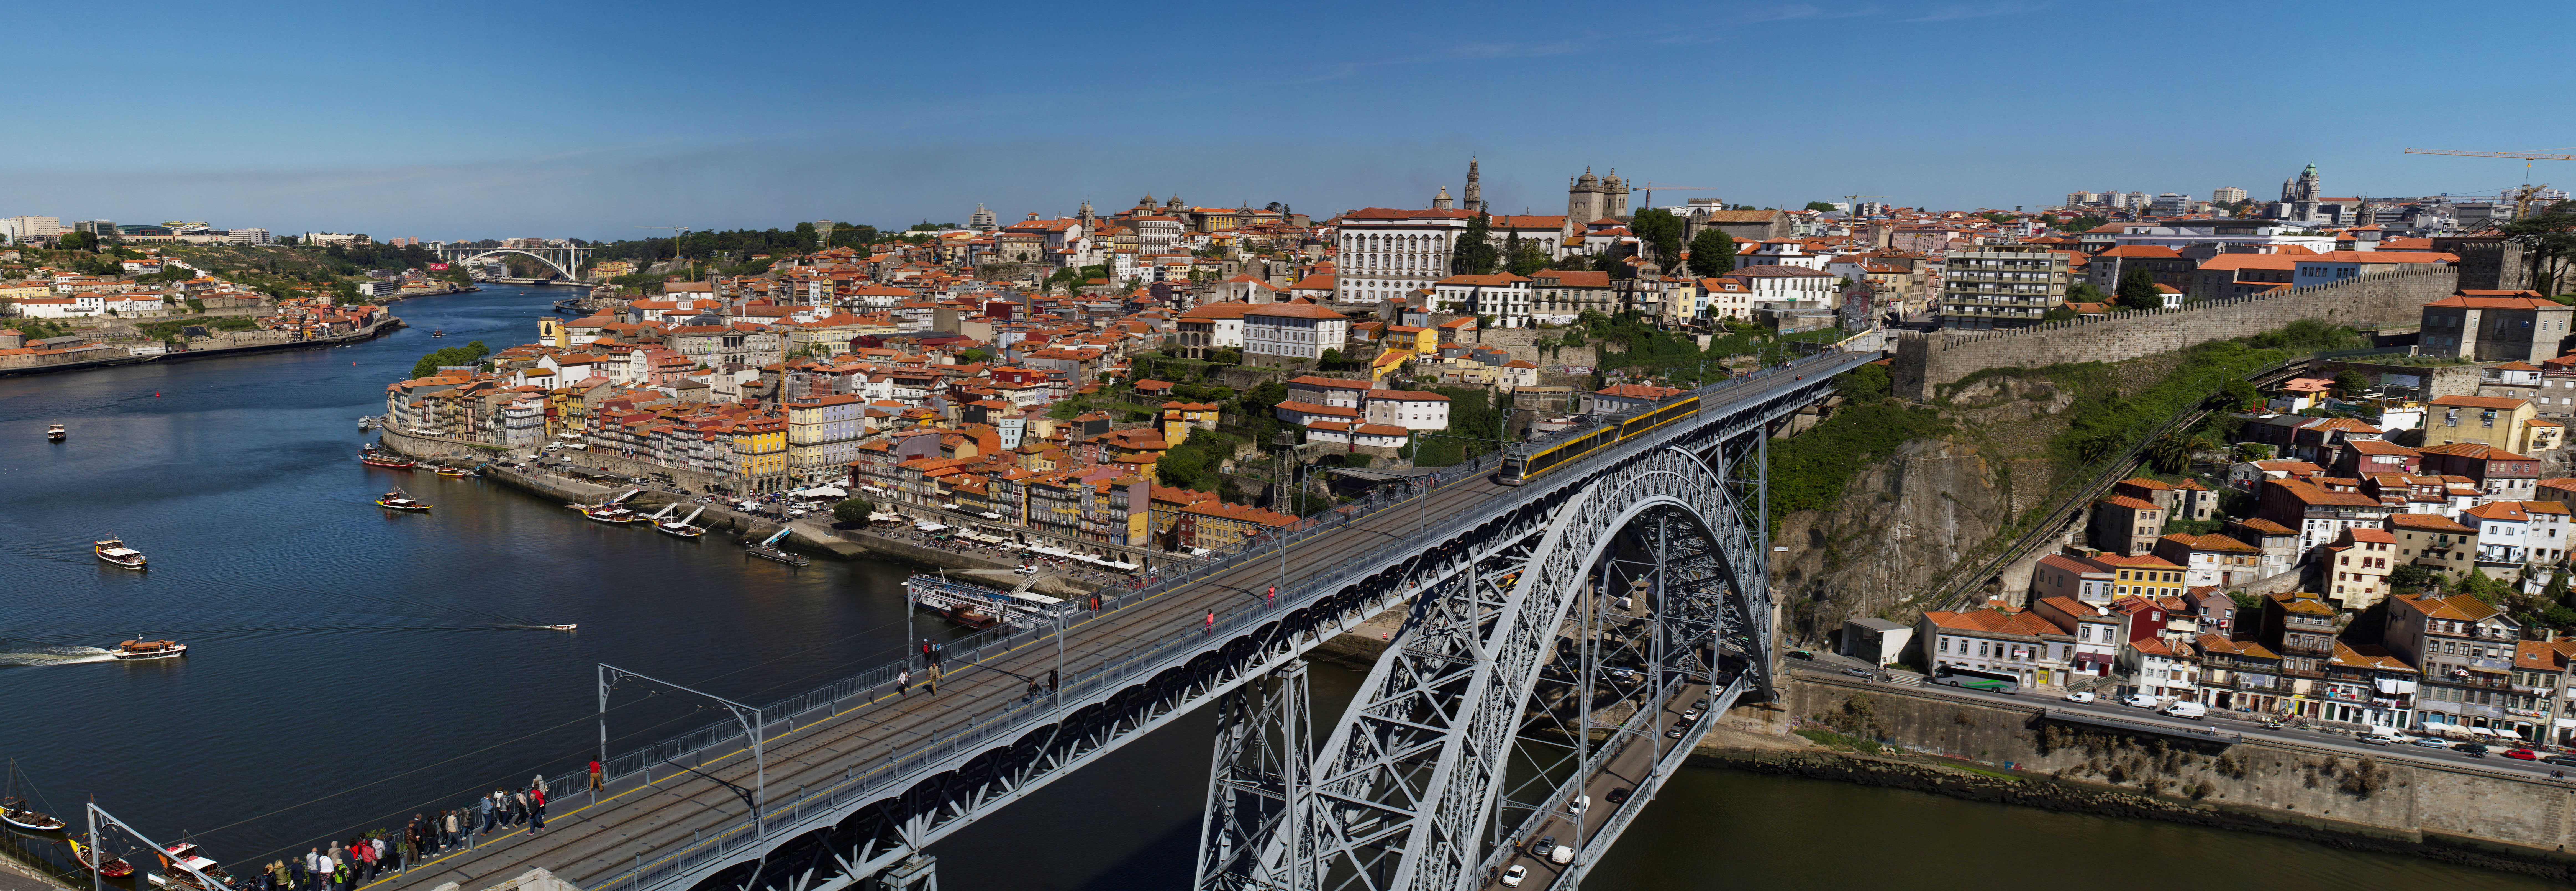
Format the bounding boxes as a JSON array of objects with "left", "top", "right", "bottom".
[
  {"left": 1100, "top": 560, "right": 1139, "bottom": 571},
  {"left": 915, "top": 522, "right": 949, "bottom": 532},
  {"left": 2555, "top": 718, "right": 2576, "bottom": 729},
  {"left": 1031, "top": 546, "right": 1070, "bottom": 557},
  {"left": 804, "top": 485, "right": 847, "bottom": 498},
  {"left": 2375, "top": 678, "right": 2417, "bottom": 694},
  {"left": 979, "top": 511, "right": 1003, "bottom": 520},
  {"left": 868, "top": 512, "right": 905, "bottom": 523}
]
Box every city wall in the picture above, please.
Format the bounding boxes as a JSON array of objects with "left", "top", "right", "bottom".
[
  {"left": 1893, "top": 265, "right": 2460, "bottom": 401},
  {"left": 1727, "top": 673, "right": 2576, "bottom": 878}
]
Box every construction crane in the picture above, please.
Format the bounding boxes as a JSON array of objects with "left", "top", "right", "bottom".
[
  {"left": 635, "top": 225, "right": 695, "bottom": 262},
  {"left": 1843, "top": 194, "right": 1889, "bottom": 213},
  {"left": 1638, "top": 183, "right": 1721, "bottom": 209},
  {"left": 2403, "top": 149, "right": 2576, "bottom": 218}
]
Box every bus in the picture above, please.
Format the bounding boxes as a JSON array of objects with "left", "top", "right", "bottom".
[{"left": 1933, "top": 666, "right": 2019, "bottom": 695}]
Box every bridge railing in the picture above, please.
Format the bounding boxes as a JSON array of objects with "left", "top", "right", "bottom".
[{"left": 584, "top": 352, "right": 1870, "bottom": 891}]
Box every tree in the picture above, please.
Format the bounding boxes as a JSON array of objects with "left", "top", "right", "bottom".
[
  {"left": 1504, "top": 233, "right": 1550, "bottom": 276},
  {"left": 832, "top": 497, "right": 873, "bottom": 524},
  {"left": 1804, "top": 201, "right": 1837, "bottom": 212},
  {"left": 1630, "top": 209, "right": 1684, "bottom": 269},
  {"left": 2115, "top": 268, "right": 2162, "bottom": 311},
  {"left": 2388, "top": 564, "right": 2437, "bottom": 594},
  {"left": 1319, "top": 348, "right": 1344, "bottom": 368},
  {"left": 2333, "top": 370, "right": 2372, "bottom": 394},
  {"left": 1454, "top": 212, "right": 1498, "bottom": 275},
  {"left": 2501, "top": 201, "right": 2576, "bottom": 296},
  {"left": 1686, "top": 229, "right": 1737, "bottom": 277},
  {"left": 2147, "top": 431, "right": 2196, "bottom": 473},
  {"left": 2058, "top": 214, "right": 2108, "bottom": 234},
  {"left": 57, "top": 230, "right": 97, "bottom": 252},
  {"left": 2216, "top": 378, "right": 2261, "bottom": 411},
  {"left": 2064, "top": 282, "right": 2110, "bottom": 305}
]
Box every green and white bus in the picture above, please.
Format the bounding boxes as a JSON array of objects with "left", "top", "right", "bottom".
[{"left": 1934, "top": 666, "right": 2019, "bottom": 695}]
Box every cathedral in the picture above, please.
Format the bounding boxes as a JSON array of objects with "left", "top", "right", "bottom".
[{"left": 1566, "top": 167, "right": 1629, "bottom": 222}]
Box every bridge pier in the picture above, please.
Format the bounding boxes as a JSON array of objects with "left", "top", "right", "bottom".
[{"left": 865, "top": 855, "right": 935, "bottom": 891}]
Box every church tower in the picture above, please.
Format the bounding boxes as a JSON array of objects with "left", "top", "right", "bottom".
[
  {"left": 1568, "top": 167, "right": 1603, "bottom": 222},
  {"left": 1463, "top": 157, "right": 1483, "bottom": 212},
  {"left": 1603, "top": 169, "right": 1629, "bottom": 217}
]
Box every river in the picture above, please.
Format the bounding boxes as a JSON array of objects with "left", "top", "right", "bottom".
[{"left": 0, "top": 287, "right": 2554, "bottom": 890}]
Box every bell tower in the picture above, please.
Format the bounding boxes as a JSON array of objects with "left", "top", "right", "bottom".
[{"left": 1463, "top": 157, "right": 1483, "bottom": 212}]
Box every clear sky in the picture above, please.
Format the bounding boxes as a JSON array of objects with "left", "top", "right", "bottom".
[{"left": 8, "top": 1, "right": 2574, "bottom": 241}]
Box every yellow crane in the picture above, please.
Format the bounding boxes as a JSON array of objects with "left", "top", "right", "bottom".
[
  {"left": 1843, "top": 194, "right": 1889, "bottom": 212},
  {"left": 2402, "top": 148, "right": 2576, "bottom": 218}
]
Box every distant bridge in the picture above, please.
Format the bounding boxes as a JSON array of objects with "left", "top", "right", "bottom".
[{"left": 431, "top": 243, "right": 593, "bottom": 281}]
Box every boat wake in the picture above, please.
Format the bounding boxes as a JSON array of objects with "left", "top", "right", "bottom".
[{"left": 0, "top": 642, "right": 116, "bottom": 667}]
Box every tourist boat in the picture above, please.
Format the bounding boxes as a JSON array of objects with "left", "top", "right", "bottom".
[
  {"left": 152, "top": 840, "right": 239, "bottom": 891},
  {"left": 47, "top": 423, "right": 67, "bottom": 441},
  {"left": 435, "top": 465, "right": 471, "bottom": 477},
  {"left": 743, "top": 527, "right": 809, "bottom": 567},
  {"left": 655, "top": 506, "right": 710, "bottom": 538},
  {"left": 375, "top": 489, "right": 431, "bottom": 512},
  {"left": 2, "top": 762, "right": 65, "bottom": 833},
  {"left": 360, "top": 452, "right": 415, "bottom": 469},
  {"left": 112, "top": 638, "right": 187, "bottom": 661},
  {"left": 543, "top": 624, "right": 577, "bottom": 632},
  {"left": 357, "top": 416, "right": 374, "bottom": 431},
  {"left": 431, "top": 329, "right": 445, "bottom": 337},
  {"left": 70, "top": 838, "right": 134, "bottom": 878},
  {"left": 573, "top": 488, "right": 645, "bottom": 523},
  {"left": 94, "top": 537, "right": 147, "bottom": 570}
]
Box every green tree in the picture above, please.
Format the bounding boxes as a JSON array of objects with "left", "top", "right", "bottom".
[
  {"left": 832, "top": 497, "right": 873, "bottom": 524},
  {"left": 2058, "top": 214, "right": 2108, "bottom": 233},
  {"left": 2332, "top": 370, "right": 2372, "bottom": 394},
  {"left": 1242, "top": 379, "right": 1288, "bottom": 417},
  {"left": 2147, "top": 431, "right": 2196, "bottom": 473},
  {"left": 410, "top": 340, "right": 491, "bottom": 378},
  {"left": 2388, "top": 564, "right": 2437, "bottom": 594},
  {"left": 2216, "top": 378, "right": 2261, "bottom": 411},
  {"left": 1686, "top": 229, "right": 1737, "bottom": 277},
  {"left": 57, "top": 230, "right": 98, "bottom": 252},
  {"left": 2065, "top": 282, "right": 2110, "bottom": 305},
  {"left": 1319, "top": 348, "right": 1344, "bottom": 368},
  {"left": 2114, "top": 268, "right": 2162, "bottom": 311},
  {"left": 1804, "top": 201, "right": 1837, "bottom": 212},
  {"left": 1630, "top": 209, "right": 1684, "bottom": 270},
  {"left": 2502, "top": 201, "right": 2576, "bottom": 295},
  {"left": 1505, "top": 234, "right": 1550, "bottom": 276},
  {"left": 1454, "top": 212, "right": 1498, "bottom": 275}
]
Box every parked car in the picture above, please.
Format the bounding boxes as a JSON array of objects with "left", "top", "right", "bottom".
[
  {"left": 2540, "top": 754, "right": 2576, "bottom": 768},
  {"left": 1840, "top": 667, "right": 1873, "bottom": 679},
  {"left": 2505, "top": 748, "right": 2540, "bottom": 761},
  {"left": 1785, "top": 650, "right": 1816, "bottom": 661},
  {"left": 2412, "top": 736, "right": 2455, "bottom": 749},
  {"left": 2120, "top": 694, "right": 2160, "bottom": 708},
  {"left": 2161, "top": 700, "right": 2209, "bottom": 720},
  {"left": 2357, "top": 731, "right": 2404, "bottom": 746},
  {"left": 1500, "top": 865, "right": 1528, "bottom": 888},
  {"left": 2455, "top": 742, "right": 2491, "bottom": 757},
  {"left": 2063, "top": 691, "right": 2096, "bottom": 704}
]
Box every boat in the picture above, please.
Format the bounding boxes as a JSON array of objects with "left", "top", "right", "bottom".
[
  {"left": 434, "top": 465, "right": 469, "bottom": 477},
  {"left": 357, "top": 416, "right": 374, "bottom": 431},
  {"left": 94, "top": 537, "right": 147, "bottom": 570},
  {"left": 360, "top": 452, "right": 415, "bottom": 469},
  {"left": 744, "top": 527, "right": 809, "bottom": 567},
  {"left": 70, "top": 838, "right": 134, "bottom": 878},
  {"left": 543, "top": 624, "right": 578, "bottom": 631},
  {"left": 47, "top": 423, "right": 66, "bottom": 441},
  {"left": 906, "top": 573, "right": 1068, "bottom": 630},
  {"left": 153, "top": 840, "right": 239, "bottom": 891},
  {"left": 375, "top": 489, "right": 431, "bottom": 512},
  {"left": 112, "top": 638, "right": 187, "bottom": 661},
  {"left": 3, "top": 762, "right": 66, "bottom": 833},
  {"left": 431, "top": 329, "right": 445, "bottom": 337},
  {"left": 573, "top": 488, "right": 646, "bottom": 524},
  {"left": 655, "top": 506, "right": 709, "bottom": 538}
]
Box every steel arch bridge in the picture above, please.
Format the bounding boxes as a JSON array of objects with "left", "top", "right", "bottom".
[
  {"left": 1195, "top": 441, "right": 1771, "bottom": 891},
  {"left": 430, "top": 243, "right": 593, "bottom": 280}
]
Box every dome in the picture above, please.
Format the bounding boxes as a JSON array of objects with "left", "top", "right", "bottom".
[{"left": 1576, "top": 167, "right": 1599, "bottom": 188}]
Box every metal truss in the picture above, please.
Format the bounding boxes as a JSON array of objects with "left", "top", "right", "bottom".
[
  {"left": 625, "top": 355, "right": 1856, "bottom": 891},
  {"left": 1199, "top": 437, "right": 1777, "bottom": 891}
]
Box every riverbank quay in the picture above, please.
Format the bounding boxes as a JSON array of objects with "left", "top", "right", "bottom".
[
  {"left": 377, "top": 283, "right": 481, "bottom": 303},
  {"left": 369, "top": 429, "right": 1100, "bottom": 595},
  {"left": 1692, "top": 670, "right": 2576, "bottom": 880},
  {"left": 0, "top": 316, "right": 403, "bottom": 378}
]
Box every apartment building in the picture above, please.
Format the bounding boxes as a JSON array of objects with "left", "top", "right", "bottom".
[{"left": 1937, "top": 245, "right": 2069, "bottom": 330}]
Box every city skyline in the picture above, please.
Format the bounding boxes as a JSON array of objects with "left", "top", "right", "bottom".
[{"left": 5, "top": 1, "right": 2574, "bottom": 239}]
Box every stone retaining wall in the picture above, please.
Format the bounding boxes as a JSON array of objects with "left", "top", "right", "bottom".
[{"left": 1893, "top": 265, "right": 2459, "bottom": 401}]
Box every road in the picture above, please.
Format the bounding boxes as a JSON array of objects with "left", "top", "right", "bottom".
[
  {"left": 362, "top": 469, "right": 1529, "bottom": 891},
  {"left": 1481, "top": 683, "right": 1710, "bottom": 891},
  {"left": 1782, "top": 661, "right": 2574, "bottom": 779}
]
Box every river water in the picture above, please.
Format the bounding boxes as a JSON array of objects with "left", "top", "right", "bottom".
[{"left": 0, "top": 288, "right": 2555, "bottom": 889}]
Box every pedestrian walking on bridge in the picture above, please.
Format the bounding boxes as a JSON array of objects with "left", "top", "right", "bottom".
[
  {"left": 588, "top": 759, "right": 603, "bottom": 791},
  {"left": 898, "top": 668, "right": 909, "bottom": 696},
  {"left": 477, "top": 793, "right": 495, "bottom": 835}
]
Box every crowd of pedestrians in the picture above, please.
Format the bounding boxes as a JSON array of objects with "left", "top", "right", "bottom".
[{"left": 237, "top": 779, "right": 554, "bottom": 891}]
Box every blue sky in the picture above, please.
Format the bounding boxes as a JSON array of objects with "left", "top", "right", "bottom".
[{"left": 7, "top": 1, "right": 2574, "bottom": 241}]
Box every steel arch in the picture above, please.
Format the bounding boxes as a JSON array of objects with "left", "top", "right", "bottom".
[{"left": 1209, "top": 444, "right": 1770, "bottom": 891}]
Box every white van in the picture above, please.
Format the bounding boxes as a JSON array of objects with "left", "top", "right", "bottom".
[
  {"left": 2358, "top": 731, "right": 2404, "bottom": 746},
  {"left": 2161, "top": 700, "right": 2209, "bottom": 720}
]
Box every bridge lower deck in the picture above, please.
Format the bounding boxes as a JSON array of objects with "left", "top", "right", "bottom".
[{"left": 364, "top": 473, "right": 1521, "bottom": 891}]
